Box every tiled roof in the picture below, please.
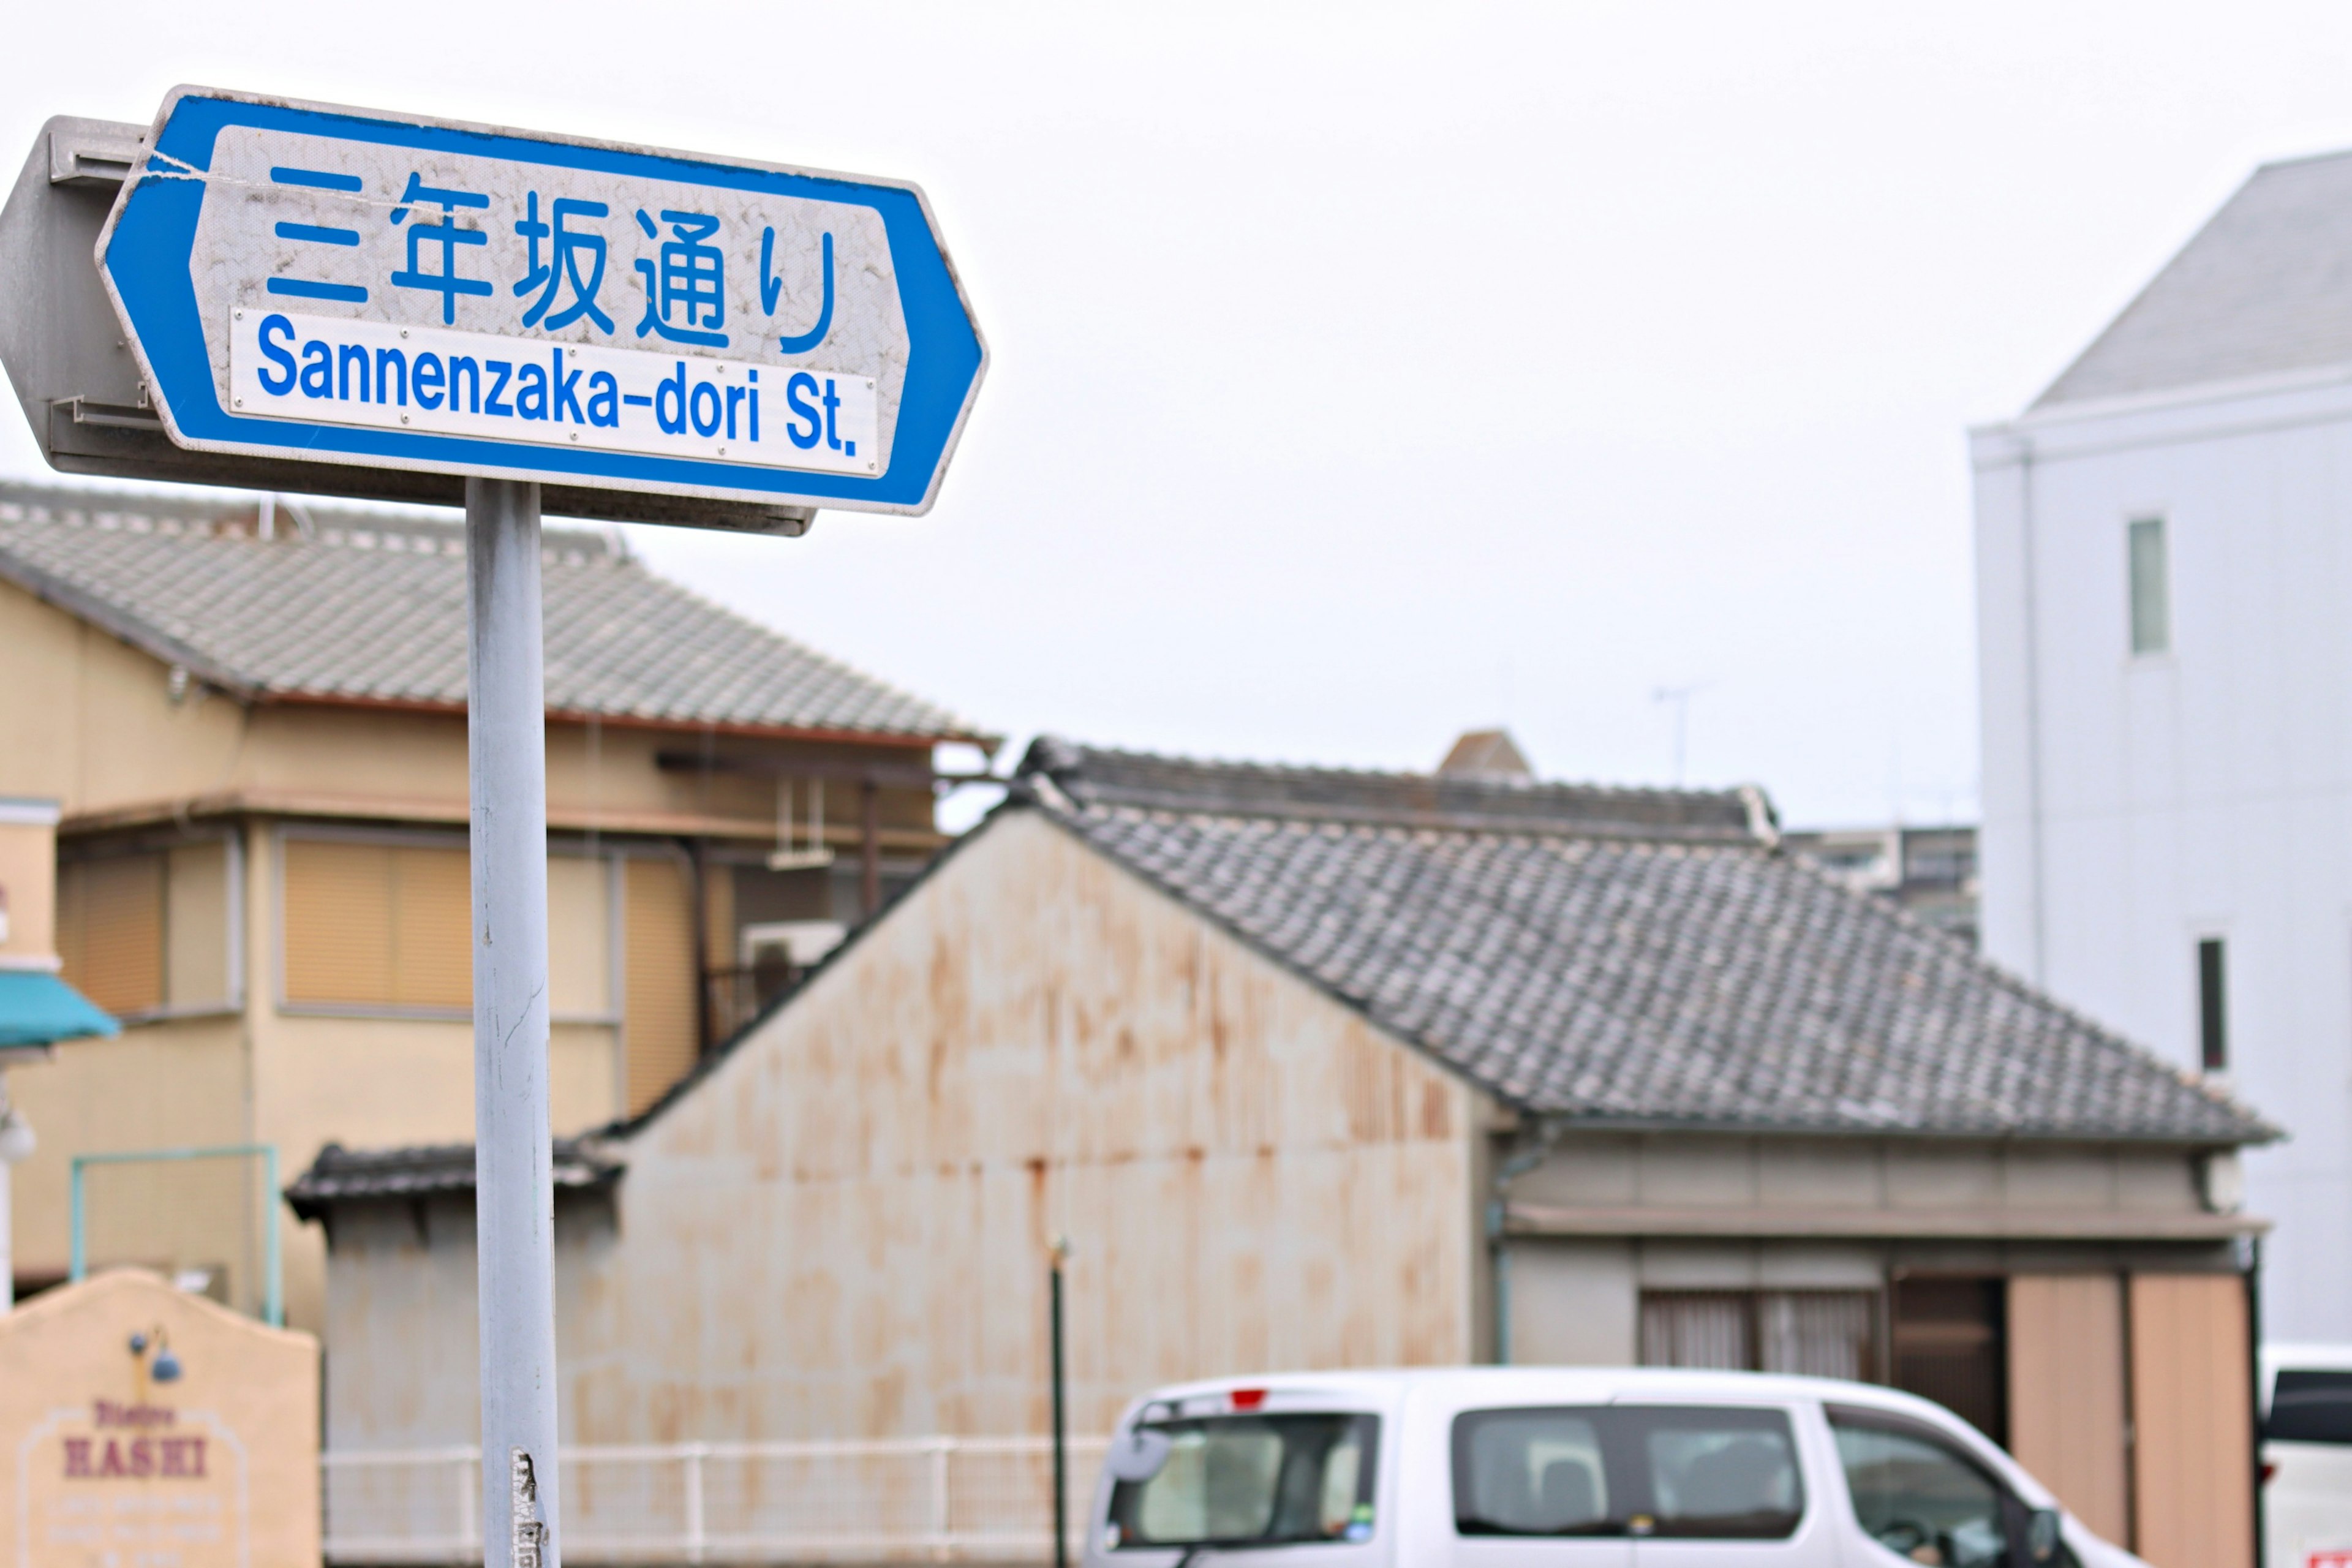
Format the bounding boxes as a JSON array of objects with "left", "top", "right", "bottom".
[
  {"left": 0, "top": 481, "right": 984, "bottom": 741},
  {"left": 284, "top": 1139, "right": 620, "bottom": 1219},
  {"left": 1019, "top": 739, "right": 2275, "bottom": 1145},
  {"left": 2036, "top": 149, "right": 2352, "bottom": 409}
]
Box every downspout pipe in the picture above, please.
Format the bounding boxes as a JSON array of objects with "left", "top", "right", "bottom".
[{"left": 1489, "top": 1117, "right": 1562, "bottom": 1365}]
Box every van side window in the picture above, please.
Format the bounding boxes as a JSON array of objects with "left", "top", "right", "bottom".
[
  {"left": 2266, "top": 1369, "right": 2352, "bottom": 1444},
  {"left": 1452, "top": 1406, "right": 1803, "bottom": 1540},
  {"left": 1640, "top": 1408, "right": 1804, "bottom": 1537},
  {"left": 1455, "top": 1409, "right": 1612, "bottom": 1534},
  {"left": 1828, "top": 1408, "right": 2009, "bottom": 1566}
]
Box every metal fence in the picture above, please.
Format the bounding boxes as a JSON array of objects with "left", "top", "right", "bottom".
[{"left": 323, "top": 1436, "right": 1110, "bottom": 1566}]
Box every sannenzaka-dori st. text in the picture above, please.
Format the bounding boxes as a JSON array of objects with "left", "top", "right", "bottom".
[{"left": 228, "top": 307, "right": 881, "bottom": 475}]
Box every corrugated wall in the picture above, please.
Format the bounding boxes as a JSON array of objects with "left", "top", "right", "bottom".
[{"left": 320, "top": 807, "right": 1484, "bottom": 1451}]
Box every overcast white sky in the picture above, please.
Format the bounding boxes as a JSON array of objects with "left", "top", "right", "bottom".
[{"left": 7, "top": 2, "right": 2352, "bottom": 826}]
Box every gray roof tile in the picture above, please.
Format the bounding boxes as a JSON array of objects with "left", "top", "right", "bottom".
[
  {"left": 1020, "top": 739, "right": 2275, "bottom": 1145},
  {"left": 0, "top": 482, "right": 982, "bottom": 741},
  {"left": 284, "top": 1140, "right": 619, "bottom": 1219}
]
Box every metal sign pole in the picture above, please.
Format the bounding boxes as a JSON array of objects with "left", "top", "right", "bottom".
[{"left": 467, "top": 476, "right": 560, "bottom": 1568}]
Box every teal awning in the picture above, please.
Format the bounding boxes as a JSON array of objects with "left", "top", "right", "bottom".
[{"left": 0, "top": 970, "right": 118, "bottom": 1047}]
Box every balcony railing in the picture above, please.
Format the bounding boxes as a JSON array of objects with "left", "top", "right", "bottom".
[{"left": 323, "top": 1436, "right": 1109, "bottom": 1565}]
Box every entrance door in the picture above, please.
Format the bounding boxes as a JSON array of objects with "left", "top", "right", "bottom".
[{"left": 1891, "top": 1276, "right": 2006, "bottom": 1446}]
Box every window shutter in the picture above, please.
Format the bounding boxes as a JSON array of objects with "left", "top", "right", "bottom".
[
  {"left": 283, "top": 839, "right": 396, "bottom": 1006},
  {"left": 547, "top": 854, "right": 612, "bottom": 1019},
  {"left": 61, "top": 854, "right": 165, "bottom": 1016},
  {"left": 624, "top": 856, "right": 698, "bottom": 1114},
  {"left": 390, "top": 846, "right": 472, "bottom": 1009},
  {"left": 283, "top": 839, "right": 472, "bottom": 1010}
]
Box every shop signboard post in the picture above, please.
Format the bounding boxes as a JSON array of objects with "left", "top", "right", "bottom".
[{"left": 3, "top": 86, "right": 986, "bottom": 1568}]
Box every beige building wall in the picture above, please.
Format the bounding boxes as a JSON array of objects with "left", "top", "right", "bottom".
[
  {"left": 0, "top": 581, "right": 248, "bottom": 820},
  {"left": 0, "top": 810, "right": 60, "bottom": 962},
  {"left": 7, "top": 1020, "right": 251, "bottom": 1294}
]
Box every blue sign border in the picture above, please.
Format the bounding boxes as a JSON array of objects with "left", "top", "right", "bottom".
[{"left": 100, "top": 89, "right": 986, "bottom": 514}]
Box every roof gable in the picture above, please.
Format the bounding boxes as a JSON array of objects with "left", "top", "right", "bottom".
[
  {"left": 2037, "top": 149, "right": 2352, "bottom": 409},
  {"left": 0, "top": 482, "right": 982, "bottom": 742}
]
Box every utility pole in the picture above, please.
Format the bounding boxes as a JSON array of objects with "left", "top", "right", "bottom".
[{"left": 1049, "top": 1235, "right": 1072, "bottom": 1568}]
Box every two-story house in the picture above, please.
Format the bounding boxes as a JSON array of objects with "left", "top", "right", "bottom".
[{"left": 0, "top": 479, "right": 989, "bottom": 1329}]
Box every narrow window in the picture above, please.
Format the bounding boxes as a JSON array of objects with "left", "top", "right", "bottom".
[
  {"left": 2128, "top": 517, "right": 2169, "bottom": 655},
  {"left": 2198, "top": 936, "right": 2227, "bottom": 1071}
]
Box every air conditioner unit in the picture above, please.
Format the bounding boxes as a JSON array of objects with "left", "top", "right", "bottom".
[{"left": 740, "top": 921, "right": 846, "bottom": 971}]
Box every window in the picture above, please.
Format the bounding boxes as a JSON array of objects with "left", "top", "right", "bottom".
[
  {"left": 1456, "top": 1408, "right": 1611, "bottom": 1534},
  {"left": 56, "top": 840, "right": 238, "bottom": 1019},
  {"left": 1453, "top": 1405, "right": 1803, "bottom": 1540},
  {"left": 1640, "top": 1290, "right": 1879, "bottom": 1381},
  {"left": 1828, "top": 1408, "right": 2011, "bottom": 1567},
  {"left": 2128, "top": 517, "right": 2169, "bottom": 655},
  {"left": 2198, "top": 936, "right": 2226, "bottom": 1072},
  {"left": 279, "top": 832, "right": 624, "bottom": 1025},
  {"left": 1105, "top": 1413, "right": 1378, "bottom": 1550}
]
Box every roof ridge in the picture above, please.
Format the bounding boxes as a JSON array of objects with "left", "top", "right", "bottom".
[
  {"left": 2254, "top": 143, "right": 2352, "bottom": 173},
  {"left": 1036, "top": 734, "right": 1752, "bottom": 807},
  {"left": 0, "top": 479, "right": 621, "bottom": 554},
  {"left": 1017, "top": 734, "right": 1768, "bottom": 845}
]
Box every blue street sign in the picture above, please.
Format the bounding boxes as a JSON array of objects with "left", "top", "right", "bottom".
[{"left": 97, "top": 89, "right": 986, "bottom": 514}]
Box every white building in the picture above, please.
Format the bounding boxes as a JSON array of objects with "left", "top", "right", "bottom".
[{"left": 1973, "top": 148, "right": 2352, "bottom": 1343}]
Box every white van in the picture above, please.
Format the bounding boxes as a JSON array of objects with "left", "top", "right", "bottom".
[
  {"left": 1084, "top": 1367, "right": 2141, "bottom": 1567},
  {"left": 2262, "top": 1343, "right": 2352, "bottom": 1568}
]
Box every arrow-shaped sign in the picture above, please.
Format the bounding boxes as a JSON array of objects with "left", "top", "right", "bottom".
[{"left": 95, "top": 88, "right": 986, "bottom": 514}]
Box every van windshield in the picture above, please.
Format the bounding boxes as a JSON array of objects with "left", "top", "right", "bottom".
[{"left": 1105, "top": 1413, "right": 1379, "bottom": 1550}]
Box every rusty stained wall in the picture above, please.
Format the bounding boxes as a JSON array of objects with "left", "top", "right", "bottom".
[{"left": 556, "top": 806, "right": 1486, "bottom": 1446}]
